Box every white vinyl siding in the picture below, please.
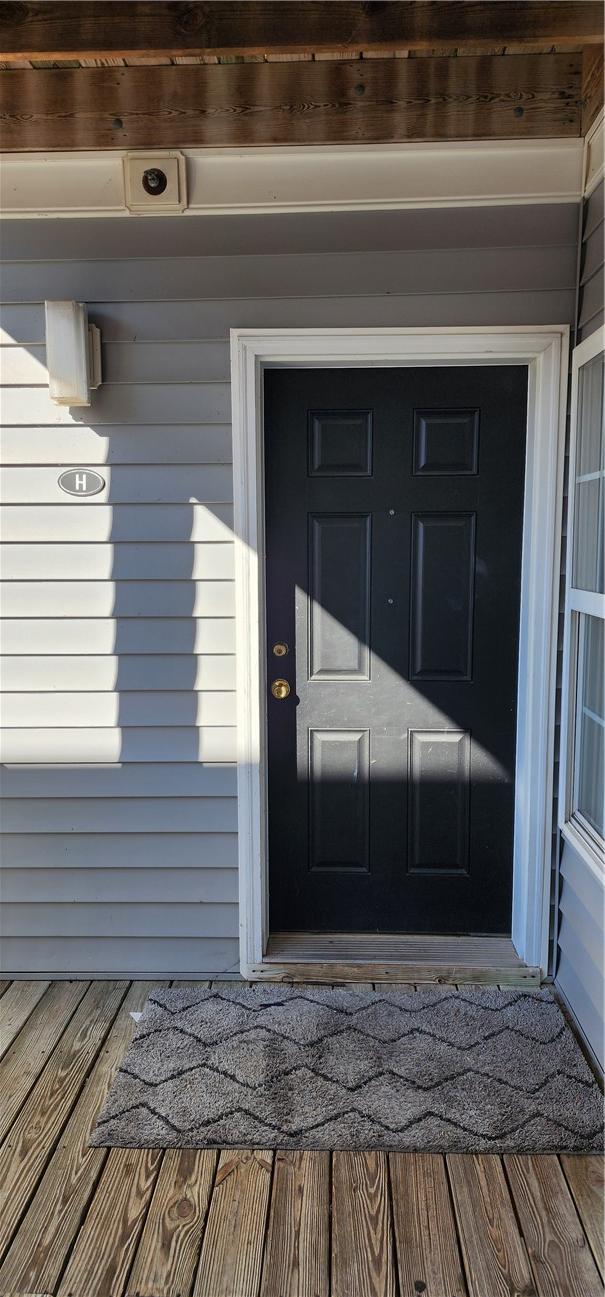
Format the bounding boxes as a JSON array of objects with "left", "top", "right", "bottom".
[
  {"left": 557, "top": 840, "right": 604, "bottom": 1068},
  {"left": 0, "top": 204, "right": 577, "bottom": 977},
  {"left": 1, "top": 292, "right": 238, "bottom": 976},
  {"left": 578, "top": 180, "right": 604, "bottom": 342}
]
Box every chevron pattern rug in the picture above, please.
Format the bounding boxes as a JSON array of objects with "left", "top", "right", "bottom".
[{"left": 91, "top": 985, "right": 604, "bottom": 1152}]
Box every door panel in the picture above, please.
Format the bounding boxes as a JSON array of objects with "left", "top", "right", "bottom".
[
  {"left": 264, "top": 366, "right": 528, "bottom": 934},
  {"left": 309, "top": 514, "right": 372, "bottom": 679},
  {"left": 410, "top": 512, "right": 476, "bottom": 679},
  {"left": 408, "top": 729, "right": 471, "bottom": 873}
]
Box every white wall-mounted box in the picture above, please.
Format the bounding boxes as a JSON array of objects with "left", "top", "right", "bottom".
[{"left": 123, "top": 151, "right": 187, "bottom": 214}]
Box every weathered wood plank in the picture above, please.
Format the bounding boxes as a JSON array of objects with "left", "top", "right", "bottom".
[
  {"left": 57, "top": 1147, "right": 163, "bottom": 1297},
  {"left": 126, "top": 1149, "right": 218, "bottom": 1297},
  {"left": 559, "top": 1155, "right": 604, "bottom": 1278},
  {"left": 0, "top": 980, "right": 88, "bottom": 1144},
  {"left": 193, "top": 1149, "right": 273, "bottom": 1297},
  {"left": 0, "top": 982, "right": 127, "bottom": 1266},
  {"left": 505, "top": 1154, "right": 603, "bottom": 1296},
  {"left": 0, "top": 2, "right": 601, "bottom": 60},
  {"left": 447, "top": 1155, "right": 535, "bottom": 1297},
  {"left": 332, "top": 1151, "right": 396, "bottom": 1297},
  {"left": 0, "top": 53, "right": 581, "bottom": 152},
  {"left": 0, "top": 981, "right": 11, "bottom": 999},
  {"left": 0, "top": 981, "right": 50, "bottom": 1061},
  {"left": 260, "top": 1151, "right": 330, "bottom": 1297},
  {"left": 582, "top": 44, "right": 604, "bottom": 133},
  {"left": 253, "top": 961, "right": 540, "bottom": 985},
  {"left": 0, "top": 983, "right": 155, "bottom": 1296},
  {"left": 390, "top": 1153, "right": 467, "bottom": 1297}
]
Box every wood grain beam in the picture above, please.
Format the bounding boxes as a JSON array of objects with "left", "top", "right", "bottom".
[
  {"left": 0, "top": 1, "right": 602, "bottom": 62},
  {"left": 0, "top": 53, "right": 582, "bottom": 151},
  {"left": 582, "top": 44, "right": 604, "bottom": 132}
]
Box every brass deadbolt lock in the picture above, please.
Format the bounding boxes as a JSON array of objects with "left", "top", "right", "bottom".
[
  {"left": 273, "top": 642, "right": 288, "bottom": 657},
  {"left": 271, "top": 678, "right": 291, "bottom": 700}
]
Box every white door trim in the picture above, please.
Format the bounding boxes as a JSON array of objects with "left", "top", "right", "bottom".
[{"left": 230, "top": 326, "right": 569, "bottom": 979}]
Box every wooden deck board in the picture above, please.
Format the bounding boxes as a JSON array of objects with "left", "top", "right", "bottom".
[
  {"left": 390, "top": 1152, "right": 467, "bottom": 1296},
  {"left": 193, "top": 1149, "right": 273, "bottom": 1297},
  {"left": 0, "top": 981, "right": 127, "bottom": 1267},
  {"left": 0, "top": 980, "right": 601, "bottom": 1297},
  {"left": 0, "top": 981, "right": 50, "bottom": 1060},
  {"left": 447, "top": 1154, "right": 536, "bottom": 1297},
  {"left": 505, "top": 1154, "right": 604, "bottom": 1296},
  {"left": 559, "top": 1153, "right": 605, "bottom": 1278},
  {"left": 57, "top": 1147, "right": 163, "bottom": 1297},
  {"left": 0, "top": 981, "right": 88, "bottom": 1144},
  {"left": 260, "top": 1151, "right": 330, "bottom": 1297},
  {"left": 0, "top": 982, "right": 153, "bottom": 1296},
  {"left": 126, "top": 1149, "right": 218, "bottom": 1297},
  {"left": 332, "top": 1151, "right": 396, "bottom": 1297}
]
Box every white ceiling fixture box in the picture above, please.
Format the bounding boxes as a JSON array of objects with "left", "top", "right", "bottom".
[
  {"left": 44, "top": 300, "right": 102, "bottom": 407},
  {"left": 124, "top": 151, "right": 187, "bottom": 213}
]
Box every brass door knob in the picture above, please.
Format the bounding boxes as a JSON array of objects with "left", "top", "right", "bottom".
[{"left": 271, "top": 678, "right": 291, "bottom": 700}]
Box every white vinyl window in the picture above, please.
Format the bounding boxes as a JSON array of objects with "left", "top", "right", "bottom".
[{"left": 560, "top": 327, "right": 605, "bottom": 871}]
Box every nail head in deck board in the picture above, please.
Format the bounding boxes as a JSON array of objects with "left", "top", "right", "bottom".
[
  {"left": 126, "top": 1149, "right": 218, "bottom": 1297},
  {"left": 0, "top": 980, "right": 89, "bottom": 1145},
  {"left": 0, "top": 980, "right": 50, "bottom": 1061},
  {"left": 390, "top": 1153, "right": 467, "bottom": 1297},
  {"left": 559, "top": 1154, "right": 605, "bottom": 1278},
  {"left": 260, "top": 1150, "right": 330, "bottom": 1297},
  {"left": 0, "top": 983, "right": 156, "bottom": 1297},
  {"left": 0, "top": 980, "right": 128, "bottom": 1266},
  {"left": 447, "top": 1154, "right": 536, "bottom": 1297},
  {"left": 57, "top": 1146, "right": 163, "bottom": 1297},
  {"left": 505, "top": 1154, "right": 604, "bottom": 1297},
  {"left": 0, "top": 53, "right": 582, "bottom": 152},
  {"left": 331, "top": 1151, "right": 396, "bottom": 1297},
  {"left": 193, "top": 1149, "right": 273, "bottom": 1297},
  {"left": 0, "top": 2, "right": 602, "bottom": 60}
]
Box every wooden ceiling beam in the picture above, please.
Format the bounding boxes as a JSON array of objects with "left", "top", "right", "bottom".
[
  {"left": 0, "top": 54, "right": 582, "bottom": 151},
  {"left": 582, "top": 44, "right": 604, "bottom": 132},
  {"left": 0, "top": 1, "right": 602, "bottom": 62}
]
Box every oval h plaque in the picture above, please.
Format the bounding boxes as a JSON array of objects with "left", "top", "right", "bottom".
[{"left": 59, "top": 469, "right": 105, "bottom": 497}]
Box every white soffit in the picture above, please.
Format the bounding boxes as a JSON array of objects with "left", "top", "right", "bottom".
[{"left": 0, "top": 138, "right": 584, "bottom": 218}]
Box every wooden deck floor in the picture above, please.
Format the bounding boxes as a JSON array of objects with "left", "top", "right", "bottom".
[{"left": 0, "top": 979, "right": 602, "bottom": 1297}]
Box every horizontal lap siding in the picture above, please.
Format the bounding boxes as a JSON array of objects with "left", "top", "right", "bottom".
[
  {"left": 557, "top": 842, "right": 605, "bottom": 1069},
  {"left": 0, "top": 210, "right": 577, "bottom": 976},
  {"left": 578, "top": 180, "right": 604, "bottom": 340},
  {"left": 0, "top": 296, "right": 238, "bottom": 977}
]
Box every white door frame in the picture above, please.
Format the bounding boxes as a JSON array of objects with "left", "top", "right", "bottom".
[{"left": 230, "top": 326, "right": 569, "bottom": 979}]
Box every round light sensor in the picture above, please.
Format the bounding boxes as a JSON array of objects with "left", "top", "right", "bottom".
[{"left": 142, "top": 167, "right": 168, "bottom": 196}]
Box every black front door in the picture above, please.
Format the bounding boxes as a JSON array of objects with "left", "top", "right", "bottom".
[{"left": 264, "top": 366, "right": 528, "bottom": 934}]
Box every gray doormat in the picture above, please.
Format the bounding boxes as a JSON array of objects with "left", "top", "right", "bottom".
[{"left": 91, "top": 985, "right": 604, "bottom": 1152}]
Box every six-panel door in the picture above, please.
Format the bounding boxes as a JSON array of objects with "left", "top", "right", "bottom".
[{"left": 264, "top": 367, "right": 528, "bottom": 933}]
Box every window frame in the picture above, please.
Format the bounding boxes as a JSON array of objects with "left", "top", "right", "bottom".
[{"left": 559, "top": 325, "right": 605, "bottom": 876}]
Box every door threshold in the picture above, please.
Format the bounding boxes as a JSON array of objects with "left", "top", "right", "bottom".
[{"left": 255, "top": 932, "right": 541, "bottom": 985}]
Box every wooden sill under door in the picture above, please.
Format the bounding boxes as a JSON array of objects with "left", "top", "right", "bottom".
[{"left": 255, "top": 932, "right": 541, "bottom": 985}]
